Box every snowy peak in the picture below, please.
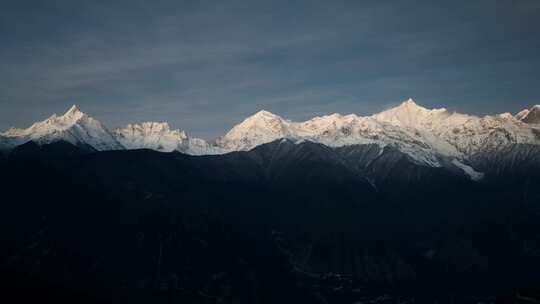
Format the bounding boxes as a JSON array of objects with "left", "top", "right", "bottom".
[
  {"left": 401, "top": 98, "right": 422, "bottom": 109},
  {"left": 113, "top": 122, "right": 189, "bottom": 152},
  {"left": 2, "top": 105, "right": 87, "bottom": 137},
  {"left": 517, "top": 105, "right": 540, "bottom": 124},
  {"left": 216, "top": 110, "right": 292, "bottom": 151},
  {"left": 373, "top": 98, "right": 450, "bottom": 129},
  {"left": 251, "top": 110, "right": 281, "bottom": 119},
  {"left": 0, "top": 105, "right": 123, "bottom": 151},
  {"left": 113, "top": 122, "right": 220, "bottom": 155},
  {"left": 64, "top": 104, "right": 85, "bottom": 120},
  {"left": 123, "top": 122, "right": 187, "bottom": 139},
  {"left": 240, "top": 110, "right": 288, "bottom": 130},
  {"left": 42, "top": 104, "right": 87, "bottom": 129},
  {"left": 392, "top": 98, "right": 434, "bottom": 113}
]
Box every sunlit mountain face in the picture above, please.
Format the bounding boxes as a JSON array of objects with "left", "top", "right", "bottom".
[
  {"left": 3, "top": 100, "right": 540, "bottom": 168},
  {"left": 2, "top": 0, "right": 540, "bottom": 303}
]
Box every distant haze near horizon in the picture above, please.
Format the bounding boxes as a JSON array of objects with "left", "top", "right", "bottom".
[{"left": 1, "top": 0, "right": 540, "bottom": 138}]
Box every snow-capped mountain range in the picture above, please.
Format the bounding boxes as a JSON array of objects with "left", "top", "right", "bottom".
[{"left": 2, "top": 99, "right": 539, "bottom": 179}]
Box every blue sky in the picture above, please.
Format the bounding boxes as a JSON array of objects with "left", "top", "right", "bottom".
[{"left": 1, "top": 0, "right": 540, "bottom": 138}]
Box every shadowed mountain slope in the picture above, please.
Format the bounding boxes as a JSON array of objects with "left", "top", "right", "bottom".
[{"left": 1, "top": 140, "right": 540, "bottom": 303}]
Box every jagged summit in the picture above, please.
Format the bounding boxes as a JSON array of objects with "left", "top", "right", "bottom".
[
  {"left": 60, "top": 104, "right": 86, "bottom": 122},
  {"left": 3, "top": 105, "right": 88, "bottom": 136},
  {"left": 517, "top": 105, "right": 540, "bottom": 124},
  {"left": 65, "top": 104, "right": 82, "bottom": 115},
  {"left": 113, "top": 121, "right": 221, "bottom": 155},
  {"left": 390, "top": 98, "right": 444, "bottom": 113},
  {"left": 373, "top": 98, "right": 450, "bottom": 129},
  {"left": 215, "top": 109, "right": 293, "bottom": 151},
  {"left": 401, "top": 98, "right": 420, "bottom": 107},
  {"left": 115, "top": 122, "right": 186, "bottom": 151},
  {"left": 0, "top": 104, "right": 122, "bottom": 151},
  {"left": 57, "top": 104, "right": 87, "bottom": 123}
]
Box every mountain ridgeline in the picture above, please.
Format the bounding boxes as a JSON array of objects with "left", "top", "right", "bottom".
[
  {"left": 2, "top": 99, "right": 540, "bottom": 173},
  {"left": 1, "top": 135, "right": 540, "bottom": 303},
  {"left": 2, "top": 100, "right": 540, "bottom": 303}
]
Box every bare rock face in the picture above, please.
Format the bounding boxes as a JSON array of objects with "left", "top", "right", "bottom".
[{"left": 518, "top": 105, "right": 540, "bottom": 124}]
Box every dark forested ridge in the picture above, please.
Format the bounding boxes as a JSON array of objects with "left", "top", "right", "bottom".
[{"left": 1, "top": 140, "right": 540, "bottom": 303}]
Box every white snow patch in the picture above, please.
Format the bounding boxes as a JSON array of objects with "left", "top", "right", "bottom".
[{"left": 452, "top": 159, "right": 484, "bottom": 181}]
